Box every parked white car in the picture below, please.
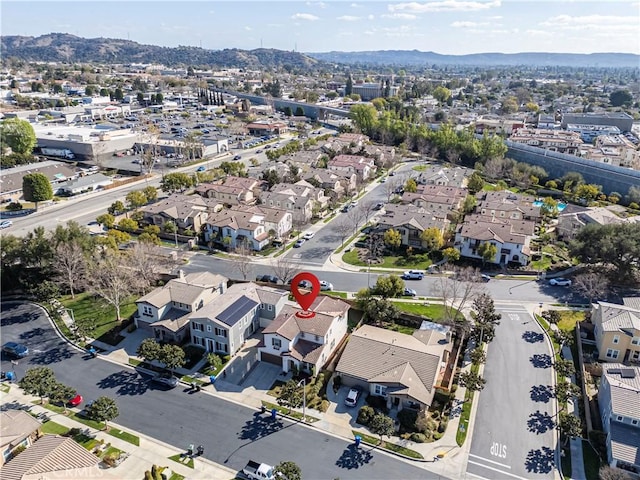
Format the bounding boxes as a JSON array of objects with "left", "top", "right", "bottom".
[
  {"left": 302, "top": 232, "right": 315, "bottom": 240},
  {"left": 319, "top": 280, "right": 333, "bottom": 291},
  {"left": 549, "top": 278, "right": 572, "bottom": 286}
]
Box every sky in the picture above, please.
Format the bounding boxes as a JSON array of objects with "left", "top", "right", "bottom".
[{"left": 2, "top": 0, "right": 639, "bottom": 55}]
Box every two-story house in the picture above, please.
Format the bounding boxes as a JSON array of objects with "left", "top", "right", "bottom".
[
  {"left": 189, "top": 282, "right": 288, "bottom": 357},
  {"left": 401, "top": 184, "right": 467, "bottom": 221},
  {"left": 477, "top": 190, "right": 542, "bottom": 223},
  {"left": 259, "top": 296, "right": 350, "bottom": 376},
  {"left": 270, "top": 180, "right": 330, "bottom": 212},
  {"left": 135, "top": 271, "right": 228, "bottom": 342},
  {"left": 194, "top": 182, "right": 256, "bottom": 207},
  {"left": 415, "top": 165, "right": 472, "bottom": 188},
  {"left": 335, "top": 323, "right": 452, "bottom": 413},
  {"left": 203, "top": 208, "right": 268, "bottom": 251},
  {"left": 557, "top": 206, "right": 636, "bottom": 241},
  {"left": 592, "top": 298, "right": 640, "bottom": 363},
  {"left": 327, "top": 155, "right": 376, "bottom": 181},
  {"left": 377, "top": 204, "right": 449, "bottom": 249},
  {"left": 598, "top": 364, "right": 640, "bottom": 476},
  {"left": 1, "top": 411, "right": 41, "bottom": 466},
  {"left": 139, "top": 193, "right": 209, "bottom": 234}
]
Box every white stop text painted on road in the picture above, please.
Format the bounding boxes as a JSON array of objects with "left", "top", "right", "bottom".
[
  {"left": 508, "top": 313, "right": 519, "bottom": 322},
  {"left": 490, "top": 441, "right": 507, "bottom": 459}
]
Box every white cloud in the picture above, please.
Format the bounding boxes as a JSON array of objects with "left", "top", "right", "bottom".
[
  {"left": 306, "top": 1, "right": 327, "bottom": 8},
  {"left": 291, "top": 13, "right": 320, "bottom": 21},
  {"left": 368, "top": 14, "right": 375, "bottom": 20},
  {"left": 381, "top": 13, "right": 418, "bottom": 19},
  {"left": 451, "top": 21, "right": 489, "bottom": 27},
  {"left": 525, "top": 29, "right": 553, "bottom": 37},
  {"left": 389, "top": 0, "right": 501, "bottom": 13},
  {"left": 337, "top": 15, "right": 361, "bottom": 21},
  {"left": 351, "top": 2, "right": 360, "bottom": 6},
  {"left": 541, "top": 14, "right": 637, "bottom": 28},
  {"left": 244, "top": 26, "right": 252, "bottom": 31}
]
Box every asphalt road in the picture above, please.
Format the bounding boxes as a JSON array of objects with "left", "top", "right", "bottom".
[
  {"left": 1, "top": 301, "right": 445, "bottom": 480},
  {"left": 465, "top": 304, "right": 556, "bottom": 480}
]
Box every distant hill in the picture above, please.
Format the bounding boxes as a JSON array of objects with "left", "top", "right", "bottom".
[
  {"left": 0, "top": 33, "right": 319, "bottom": 68},
  {"left": 2, "top": 34, "right": 637, "bottom": 68},
  {"left": 307, "top": 50, "right": 640, "bottom": 68}
]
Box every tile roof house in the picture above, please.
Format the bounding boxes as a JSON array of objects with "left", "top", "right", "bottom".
[
  {"left": 592, "top": 298, "right": 640, "bottom": 363},
  {"left": 327, "top": 154, "right": 376, "bottom": 180},
  {"left": 0, "top": 411, "right": 42, "bottom": 467},
  {"left": 140, "top": 193, "right": 209, "bottom": 234},
  {"left": 557, "top": 206, "right": 636, "bottom": 241},
  {"left": 0, "top": 435, "right": 100, "bottom": 480},
  {"left": 598, "top": 364, "right": 640, "bottom": 475},
  {"left": 401, "top": 184, "right": 467, "bottom": 221},
  {"left": 259, "top": 296, "right": 350, "bottom": 375},
  {"left": 476, "top": 190, "right": 542, "bottom": 223},
  {"left": 454, "top": 216, "right": 534, "bottom": 266},
  {"left": 190, "top": 282, "right": 288, "bottom": 357},
  {"left": 135, "top": 270, "right": 228, "bottom": 342},
  {"left": 415, "top": 165, "right": 472, "bottom": 188},
  {"left": 194, "top": 181, "right": 256, "bottom": 207},
  {"left": 377, "top": 204, "right": 449, "bottom": 248},
  {"left": 335, "top": 323, "right": 452, "bottom": 412},
  {"left": 304, "top": 168, "right": 353, "bottom": 199}
]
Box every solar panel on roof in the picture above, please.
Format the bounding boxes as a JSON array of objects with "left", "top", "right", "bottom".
[
  {"left": 620, "top": 368, "right": 636, "bottom": 379},
  {"left": 216, "top": 296, "right": 258, "bottom": 326}
]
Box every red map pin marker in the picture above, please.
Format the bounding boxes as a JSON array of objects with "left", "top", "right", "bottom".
[{"left": 290, "top": 272, "right": 320, "bottom": 318}]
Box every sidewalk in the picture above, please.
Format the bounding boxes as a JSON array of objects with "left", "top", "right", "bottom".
[{"left": 0, "top": 385, "right": 237, "bottom": 480}]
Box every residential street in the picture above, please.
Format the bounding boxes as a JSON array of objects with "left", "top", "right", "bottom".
[
  {"left": 466, "top": 304, "right": 556, "bottom": 480},
  {"left": 0, "top": 301, "right": 446, "bottom": 480}
]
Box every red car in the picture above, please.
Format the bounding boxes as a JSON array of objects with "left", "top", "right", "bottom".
[{"left": 67, "top": 393, "right": 83, "bottom": 407}]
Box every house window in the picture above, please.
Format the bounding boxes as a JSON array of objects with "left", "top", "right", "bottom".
[
  {"left": 214, "top": 327, "right": 227, "bottom": 337},
  {"left": 606, "top": 349, "right": 619, "bottom": 359},
  {"left": 143, "top": 306, "right": 153, "bottom": 316},
  {"left": 632, "top": 419, "right": 638, "bottom": 426},
  {"left": 613, "top": 335, "right": 620, "bottom": 344},
  {"left": 207, "top": 325, "right": 212, "bottom": 332},
  {"left": 267, "top": 304, "right": 273, "bottom": 311},
  {"left": 192, "top": 322, "right": 203, "bottom": 332},
  {"left": 374, "top": 385, "right": 387, "bottom": 396},
  {"left": 617, "top": 415, "right": 623, "bottom": 422},
  {"left": 272, "top": 338, "right": 281, "bottom": 350},
  {"left": 632, "top": 337, "right": 640, "bottom": 346}
]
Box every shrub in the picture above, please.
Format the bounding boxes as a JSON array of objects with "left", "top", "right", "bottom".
[
  {"left": 366, "top": 395, "right": 389, "bottom": 413},
  {"left": 65, "top": 427, "right": 82, "bottom": 437},
  {"left": 410, "top": 433, "right": 427, "bottom": 443},
  {"left": 319, "top": 400, "right": 329, "bottom": 412},
  {"left": 11, "top": 445, "right": 26, "bottom": 458},
  {"left": 397, "top": 408, "right": 418, "bottom": 431},
  {"left": 357, "top": 406, "right": 375, "bottom": 425},
  {"left": 333, "top": 375, "right": 342, "bottom": 388},
  {"left": 438, "top": 419, "right": 448, "bottom": 433}
]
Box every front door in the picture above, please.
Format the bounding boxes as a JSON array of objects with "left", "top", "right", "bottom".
[{"left": 206, "top": 338, "right": 214, "bottom": 352}]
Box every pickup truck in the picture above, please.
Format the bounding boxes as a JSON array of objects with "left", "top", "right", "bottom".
[{"left": 241, "top": 460, "right": 275, "bottom": 480}]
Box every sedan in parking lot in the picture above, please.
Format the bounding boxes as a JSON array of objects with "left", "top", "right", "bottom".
[
  {"left": 549, "top": 278, "right": 572, "bottom": 286},
  {"left": 196, "top": 166, "right": 206, "bottom": 172}
]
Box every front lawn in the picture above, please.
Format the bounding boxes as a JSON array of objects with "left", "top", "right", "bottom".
[
  {"left": 352, "top": 431, "right": 424, "bottom": 459},
  {"left": 390, "top": 302, "right": 455, "bottom": 322},
  {"left": 169, "top": 453, "right": 194, "bottom": 469},
  {"left": 60, "top": 292, "right": 137, "bottom": 343},
  {"left": 40, "top": 420, "right": 70, "bottom": 435},
  {"left": 342, "top": 249, "right": 432, "bottom": 270},
  {"left": 557, "top": 311, "right": 585, "bottom": 332},
  {"left": 108, "top": 427, "right": 140, "bottom": 446}
]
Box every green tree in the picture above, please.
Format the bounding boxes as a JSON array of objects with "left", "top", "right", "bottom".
[
  {"left": 554, "top": 382, "right": 581, "bottom": 404},
  {"left": 404, "top": 178, "right": 417, "bottom": 193},
  {"left": 442, "top": 247, "right": 460, "bottom": 262},
  {"left": 48, "top": 382, "right": 77, "bottom": 413},
  {"left": 274, "top": 461, "right": 302, "bottom": 480},
  {"left": 159, "top": 344, "right": 186, "bottom": 372},
  {"left": 477, "top": 242, "right": 497, "bottom": 265},
  {"left": 126, "top": 190, "right": 147, "bottom": 209},
  {"left": 137, "top": 338, "right": 162, "bottom": 363},
  {"left": 470, "top": 347, "right": 486, "bottom": 365},
  {"left": 117, "top": 218, "right": 138, "bottom": 232},
  {"left": 277, "top": 379, "right": 303, "bottom": 413},
  {"left": 373, "top": 275, "right": 404, "bottom": 298},
  {"left": 420, "top": 227, "right": 444, "bottom": 252},
  {"left": 207, "top": 353, "right": 223, "bottom": 372},
  {"left": 108, "top": 200, "right": 126, "bottom": 215},
  {"left": 345, "top": 75, "right": 353, "bottom": 96},
  {"left": 19, "top": 367, "right": 57, "bottom": 404},
  {"left": 160, "top": 172, "right": 193, "bottom": 192},
  {"left": 96, "top": 213, "right": 115, "bottom": 228},
  {"left": 540, "top": 197, "right": 558, "bottom": 217},
  {"left": 574, "top": 184, "right": 601, "bottom": 203},
  {"left": 1, "top": 117, "right": 37, "bottom": 154},
  {"left": 609, "top": 89, "right": 633, "bottom": 107},
  {"left": 467, "top": 172, "right": 484, "bottom": 194},
  {"left": 142, "top": 186, "right": 158, "bottom": 203},
  {"left": 432, "top": 86, "right": 452, "bottom": 104},
  {"left": 459, "top": 370, "right": 486, "bottom": 392},
  {"left": 555, "top": 359, "right": 576, "bottom": 378},
  {"left": 383, "top": 228, "right": 402, "bottom": 251},
  {"left": 86, "top": 396, "right": 119, "bottom": 430},
  {"left": 557, "top": 411, "right": 582, "bottom": 440},
  {"left": 471, "top": 293, "right": 502, "bottom": 344},
  {"left": 349, "top": 104, "right": 378, "bottom": 137},
  {"left": 369, "top": 413, "right": 395, "bottom": 443},
  {"left": 22, "top": 173, "right": 53, "bottom": 210}
]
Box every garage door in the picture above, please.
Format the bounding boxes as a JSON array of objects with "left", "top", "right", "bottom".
[{"left": 260, "top": 352, "right": 282, "bottom": 366}]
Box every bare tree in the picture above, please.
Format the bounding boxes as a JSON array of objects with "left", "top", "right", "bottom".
[
  {"left": 573, "top": 272, "right": 610, "bottom": 303},
  {"left": 271, "top": 257, "right": 301, "bottom": 285},
  {"left": 346, "top": 208, "right": 366, "bottom": 235},
  {"left": 125, "top": 241, "right": 174, "bottom": 293},
  {"left": 54, "top": 241, "right": 85, "bottom": 299},
  {"left": 230, "top": 241, "right": 254, "bottom": 280},
  {"left": 384, "top": 177, "right": 402, "bottom": 202},
  {"left": 432, "top": 266, "right": 485, "bottom": 329},
  {"left": 332, "top": 218, "right": 353, "bottom": 246},
  {"left": 84, "top": 251, "right": 137, "bottom": 321},
  {"left": 360, "top": 199, "right": 378, "bottom": 224},
  {"left": 598, "top": 466, "right": 632, "bottom": 480}
]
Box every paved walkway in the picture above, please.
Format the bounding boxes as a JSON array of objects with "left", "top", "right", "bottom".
[{"left": 562, "top": 345, "right": 587, "bottom": 480}]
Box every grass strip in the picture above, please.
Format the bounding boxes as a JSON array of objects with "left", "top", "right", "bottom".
[
  {"left": 108, "top": 427, "right": 140, "bottom": 446},
  {"left": 456, "top": 362, "right": 480, "bottom": 446},
  {"left": 40, "top": 420, "right": 70, "bottom": 435},
  {"left": 351, "top": 430, "right": 424, "bottom": 459},
  {"left": 169, "top": 453, "right": 194, "bottom": 469},
  {"left": 261, "top": 400, "right": 320, "bottom": 423}
]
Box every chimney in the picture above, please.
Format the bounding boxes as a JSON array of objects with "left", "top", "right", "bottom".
[{"left": 177, "top": 269, "right": 185, "bottom": 280}]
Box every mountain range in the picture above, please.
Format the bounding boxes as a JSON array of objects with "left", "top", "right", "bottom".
[{"left": 2, "top": 34, "right": 638, "bottom": 68}]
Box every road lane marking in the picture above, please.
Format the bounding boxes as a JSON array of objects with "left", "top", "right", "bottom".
[
  {"left": 467, "top": 460, "right": 531, "bottom": 480},
  {"left": 469, "top": 453, "right": 511, "bottom": 469}
]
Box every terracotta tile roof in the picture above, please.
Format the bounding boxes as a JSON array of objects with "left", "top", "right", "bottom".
[
  {"left": 0, "top": 435, "right": 100, "bottom": 480},
  {"left": 0, "top": 411, "right": 41, "bottom": 450}
]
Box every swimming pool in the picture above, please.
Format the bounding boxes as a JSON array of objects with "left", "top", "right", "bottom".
[{"left": 533, "top": 200, "right": 567, "bottom": 211}]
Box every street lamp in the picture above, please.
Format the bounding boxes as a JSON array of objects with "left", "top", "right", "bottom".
[{"left": 297, "top": 378, "right": 306, "bottom": 423}]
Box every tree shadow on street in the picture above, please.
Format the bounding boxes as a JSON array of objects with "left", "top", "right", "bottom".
[
  {"left": 19, "top": 327, "right": 46, "bottom": 340},
  {"left": 522, "top": 331, "right": 544, "bottom": 343},
  {"left": 238, "top": 412, "right": 285, "bottom": 441},
  {"left": 29, "top": 344, "right": 76, "bottom": 365},
  {"left": 525, "top": 446, "right": 555, "bottom": 474},
  {"left": 335, "top": 444, "right": 374, "bottom": 470},
  {"left": 530, "top": 353, "right": 552, "bottom": 368},
  {"left": 530, "top": 385, "right": 554, "bottom": 403},
  {"left": 96, "top": 370, "right": 148, "bottom": 396},
  {"left": 527, "top": 410, "right": 555, "bottom": 434}
]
